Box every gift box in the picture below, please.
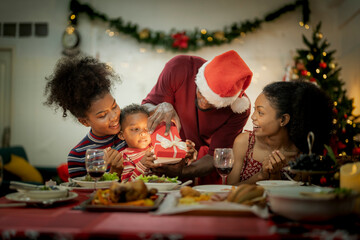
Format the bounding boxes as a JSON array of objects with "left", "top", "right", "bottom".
[{"left": 150, "top": 122, "right": 187, "bottom": 164}]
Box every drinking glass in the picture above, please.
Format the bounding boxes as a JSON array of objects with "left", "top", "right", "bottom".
[
  {"left": 214, "top": 148, "right": 234, "bottom": 185},
  {"left": 85, "top": 149, "right": 106, "bottom": 190}
]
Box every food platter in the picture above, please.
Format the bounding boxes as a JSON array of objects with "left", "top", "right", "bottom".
[
  {"left": 70, "top": 177, "right": 118, "bottom": 189},
  {"left": 5, "top": 192, "right": 78, "bottom": 205},
  {"left": 153, "top": 192, "right": 269, "bottom": 218},
  {"left": 193, "top": 185, "right": 233, "bottom": 194},
  {"left": 80, "top": 193, "right": 166, "bottom": 212}
]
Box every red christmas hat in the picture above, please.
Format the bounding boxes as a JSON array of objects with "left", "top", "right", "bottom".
[{"left": 195, "top": 50, "right": 253, "bottom": 113}]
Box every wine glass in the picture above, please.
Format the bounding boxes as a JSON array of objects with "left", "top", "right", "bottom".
[
  {"left": 214, "top": 148, "right": 234, "bottom": 185},
  {"left": 85, "top": 149, "right": 106, "bottom": 191}
]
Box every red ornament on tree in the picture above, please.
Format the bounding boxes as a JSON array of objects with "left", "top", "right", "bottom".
[
  {"left": 320, "top": 176, "right": 327, "bottom": 185},
  {"left": 337, "top": 141, "right": 347, "bottom": 149},
  {"left": 319, "top": 62, "right": 327, "bottom": 69},
  {"left": 301, "top": 70, "right": 308, "bottom": 76},
  {"left": 310, "top": 77, "right": 317, "bottom": 83},
  {"left": 171, "top": 32, "right": 189, "bottom": 50},
  {"left": 344, "top": 113, "right": 348, "bottom": 119},
  {"left": 333, "top": 108, "right": 338, "bottom": 114},
  {"left": 353, "top": 147, "right": 360, "bottom": 155}
]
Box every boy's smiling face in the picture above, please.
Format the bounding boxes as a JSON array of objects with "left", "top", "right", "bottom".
[{"left": 118, "top": 112, "right": 151, "bottom": 149}]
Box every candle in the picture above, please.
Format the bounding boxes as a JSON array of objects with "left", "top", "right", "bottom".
[
  {"left": 340, "top": 162, "right": 360, "bottom": 191},
  {"left": 340, "top": 162, "right": 360, "bottom": 214}
]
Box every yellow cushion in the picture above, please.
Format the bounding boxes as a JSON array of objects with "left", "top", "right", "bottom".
[{"left": 4, "top": 154, "right": 43, "bottom": 183}]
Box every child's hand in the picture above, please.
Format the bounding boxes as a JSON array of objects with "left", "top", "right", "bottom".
[
  {"left": 140, "top": 147, "right": 161, "bottom": 169},
  {"left": 184, "top": 139, "right": 197, "bottom": 166},
  {"left": 104, "top": 147, "right": 124, "bottom": 176}
]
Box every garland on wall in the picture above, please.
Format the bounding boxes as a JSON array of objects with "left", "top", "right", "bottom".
[{"left": 67, "top": 0, "right": 310, "bottom": 52}]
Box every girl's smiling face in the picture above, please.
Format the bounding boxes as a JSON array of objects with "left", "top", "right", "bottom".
[
  {"left": 251, "top": 93, "right": 283, "bottom": 137},
  {"left": 79, "top": 93, "right": 121, "bottom": 137},
  {"left": 118, "top": 112, "right": 151, "bottom": 149}
]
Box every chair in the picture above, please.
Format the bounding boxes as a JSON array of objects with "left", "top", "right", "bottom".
[{"left": 0, "top": 146, "right": 43, "bottom": 196}]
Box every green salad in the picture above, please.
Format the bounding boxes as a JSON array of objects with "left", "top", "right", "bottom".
[
  {"left": 136, "top": 174, "right": 178, "bottom": 183},
  {"left": 84, "top": 172, "right": 119, "bottom": 181}
]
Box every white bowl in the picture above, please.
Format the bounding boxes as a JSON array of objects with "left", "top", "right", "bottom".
[
  {"left": 256, "top": 180, "right": 301, "bottom": 190},
  {"left": 23, "top": 189, "right": 69, "bottom": 200},
  {"left": 145, "top": 180, "right": 181, "bottom": 191},
  {"left": 267, "top": 186, "right": 357, "bottom": 221}
]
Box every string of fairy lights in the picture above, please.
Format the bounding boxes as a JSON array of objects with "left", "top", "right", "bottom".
[{"left": 64, "top": 0, "right": 310, "bottom": 52}]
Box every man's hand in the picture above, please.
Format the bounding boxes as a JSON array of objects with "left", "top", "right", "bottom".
[
  {"left": 184, "top": 140, "right": 197, "bottom": 166},
  {"left": 151, "top": 159, "right": 185, "bottom": 178},
  {"left": 144, "top": 102, "right": 181, "bottom": 135}
]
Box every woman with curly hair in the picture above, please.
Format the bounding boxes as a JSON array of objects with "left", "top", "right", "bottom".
[
  {"left": 227, "top": 81, "right": 333, "bottom": 185},
  {"left": 44, "top": 56, "right": 126, "bottom": 178}
]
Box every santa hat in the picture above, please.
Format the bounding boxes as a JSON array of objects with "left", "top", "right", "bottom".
[{"left": 195, "top": 50, "right": 253, "bottom": 113}]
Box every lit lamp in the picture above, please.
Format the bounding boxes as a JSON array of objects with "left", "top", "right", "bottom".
[{"left": 340, "top": 162, "right": 360, "bottom": 213}]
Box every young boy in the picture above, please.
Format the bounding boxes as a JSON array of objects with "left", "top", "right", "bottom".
[{"left": 118, "top": 103, "right": 197, "bottom": 182}]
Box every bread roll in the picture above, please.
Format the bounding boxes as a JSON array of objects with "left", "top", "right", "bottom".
[
  {"left": 180, "top": 186, "right": 201, "bottom": 197},
  {"left": 227, "top": 184, "right": 264, "bottom": 204}
]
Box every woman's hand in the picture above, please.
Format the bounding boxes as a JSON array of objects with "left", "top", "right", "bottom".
[
  {"left": 140, "top": 148, "right": 161, "bottom": 169},
  {"left": 184, "top": 139, "right": 197, "bottom": 166},
  {"left": 261, "top": 150, "right": 287, "bottom": 180},
  {"left": 146, "top": 102, "right": 181, "bottom": 135},
  {"left": 104, "top": 147, "right": 124, "bottom": 177}
]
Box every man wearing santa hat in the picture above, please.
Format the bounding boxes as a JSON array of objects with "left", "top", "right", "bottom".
[{"left": 142, "top": 50, "right": 253, "bottom": 184}]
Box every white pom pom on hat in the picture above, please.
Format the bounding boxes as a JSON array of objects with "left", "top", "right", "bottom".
[{"left": 195, "top": 50, "right": 253, "bottom": 113}]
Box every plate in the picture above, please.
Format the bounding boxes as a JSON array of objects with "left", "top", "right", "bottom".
[
  {"left": 71, "top": 177, "right": 118, "bottom": 189},
  {"left": 256, "top": 180, "right": 301, "bottom": 189},
  {"left": 81, "top": 193, "right": 166, "bottom": 212},
  {"left": 145, "top": 180, "right": 182, "bottom": 192},
  {"left": 267, "top": 186, "right": 357, "bottom": 221},
  {"left": 5, "top": 192, "right": 78, "bottom": 205},
  {"left": 193, "top": 185, "right": 234, "bottom": 193}
]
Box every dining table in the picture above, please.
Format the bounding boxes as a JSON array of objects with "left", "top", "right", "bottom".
[{"left": 0, "top": 190, "right": 359, "bottom": 240}]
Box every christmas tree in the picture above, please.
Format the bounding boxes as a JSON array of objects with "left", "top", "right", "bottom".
[{"left": 287, "top": 22, "right": 360, "bottom": 158}]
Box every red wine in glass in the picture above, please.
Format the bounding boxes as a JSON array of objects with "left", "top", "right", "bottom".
[
  {"left": 214, "top": 148, "right": 234, "bottom": 185},
  {"left": 88, "top": 171, "right": 105, "bottom": 179},
  {"left": 216, "top": 167, "right": 233, "bottom": 176}
]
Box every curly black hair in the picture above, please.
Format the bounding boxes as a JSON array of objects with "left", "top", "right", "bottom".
[
  {"left": 120, "top": 103, "right": 149, "bottom": 125},
  {"left": 263, "top": 81, "right": 334, "bottom": 154},
  {"left": 44, "top": 56, "right": 121, "bottom": 118}
]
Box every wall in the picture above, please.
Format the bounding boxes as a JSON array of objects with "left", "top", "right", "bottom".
[{"left": 0, "top": 0, "right": 359, "bottom": 168}]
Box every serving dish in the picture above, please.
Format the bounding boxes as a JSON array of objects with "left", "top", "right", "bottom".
[
  {"left": 70, "top": 177, "right": 118, "bottom": 189},
  {"left": 267, "top": 186, "right": 357, "bottom": 221},
  {"left": 80, "top": 193, "right": 166, "bottom": 212}
]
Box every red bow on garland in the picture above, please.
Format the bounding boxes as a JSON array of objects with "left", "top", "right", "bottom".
[{"left": 172, "top": 32, "right": 189, "bottom": 50}]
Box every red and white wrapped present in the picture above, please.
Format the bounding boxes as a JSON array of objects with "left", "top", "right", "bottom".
[{"left": 150, "top": 122, "right": 187, "bottom": 164}]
